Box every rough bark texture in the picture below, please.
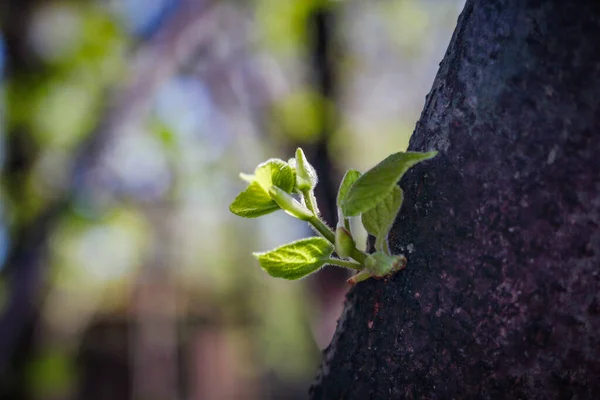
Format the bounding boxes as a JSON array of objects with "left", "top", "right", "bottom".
[{"left": 310, "top": 0, "right": 600, "bottom": 398}]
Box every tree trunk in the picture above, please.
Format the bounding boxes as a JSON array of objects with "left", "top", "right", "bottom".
[{"left": 310, "top": 1, "right": 600, "bottom": 398}]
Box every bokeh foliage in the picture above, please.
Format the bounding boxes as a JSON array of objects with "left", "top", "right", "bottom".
[{"left": 0, "top": 0, "right": 461, "bottom": 398}]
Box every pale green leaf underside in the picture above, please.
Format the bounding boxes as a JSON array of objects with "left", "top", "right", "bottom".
[
  {"left": 337, "top": 169, "right": 361, "bottom": 212},
  {"left": 239, "top": 173, "right": 254, "bottom": 183},
  {"left": 362, "top": 185, "right": 403, "bottom": 239},
  {"left": 343, "top": 151, "right": 437, "bottom": 216},
  {"left": 229, "top": 181, "right": 279, "bottom": 218},
  {"left": 254, "top": 158, "right": 296, "bottom": 193},
  {"left": 349, "top": 215, "right": 368, "bottom": 251},
  {"left": 253, "top": 237, "right": 334, "bottom": 280}
]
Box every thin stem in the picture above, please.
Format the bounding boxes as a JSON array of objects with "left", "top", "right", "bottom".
[
  {"left": 347, "top": 270, "right": 372, "bottom": 285},
  {"left": 382, "top": 239, "right": 391, "bottom": 256},
  {"left": 349, "top": 247, "right": 367, "bottom": 264},
  {"left": 376, "top": 237, "right": 391, "bottom": 255},
  {"left": 375, "top": 237, "right": 392, "bottom": 256},
  {"left": 326, "top": 257, "right": 363, "bottom": 270},
  {"left": 309, "top": 216, "right": 335, "bottom": 243},
  {"left": 309, "top": 216, "right": 368, "bottom": 265}
]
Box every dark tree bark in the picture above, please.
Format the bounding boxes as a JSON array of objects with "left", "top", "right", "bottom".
[{"left": 310, "top": 1, "right": 600, "bottom": 398}]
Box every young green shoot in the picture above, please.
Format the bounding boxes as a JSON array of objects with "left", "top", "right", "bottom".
[{"left": 229, "top": 147, "right": 437, "bottom": 284}]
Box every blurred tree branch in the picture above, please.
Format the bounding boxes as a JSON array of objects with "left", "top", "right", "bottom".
[
  {"left": 0, "top": 0, "right": 217, "bottom": 393},
  {"left": 302, "top": 4, "right": 351, "bottom": 348}
]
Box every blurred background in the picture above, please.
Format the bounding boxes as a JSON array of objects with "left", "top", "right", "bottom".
[{"left": 0, "top": 0, "right": 462, "bottom": 399}]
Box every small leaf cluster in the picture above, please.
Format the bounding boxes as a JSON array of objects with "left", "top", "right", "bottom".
[{"left": 229, "top": 148, "right": 437, "bottom": 284}]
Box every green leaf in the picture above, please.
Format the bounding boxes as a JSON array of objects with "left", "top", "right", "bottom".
[
  {"left": 230, "top": 159, "right": 297, "bottom": 218},
  {"left": 253, "top": 237, "right": 334, "bottom": 280},
  {"left": 343, "top": 151, "right": 437, "bottom": 216},
  {"left": 254, "top": 158, "right": 296, "bottom": 193},
  {"left": 294, "top": 147, "right": 318, "bottom": 190},
  {"left": 229, "top": 181, "right": 280, "bottom": 218},
  {"left": 337, "top": 169, "right": 361, "bottom": 217},
  {"left": 362, "top": 185, "right": 403, "bottom": 246}
]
